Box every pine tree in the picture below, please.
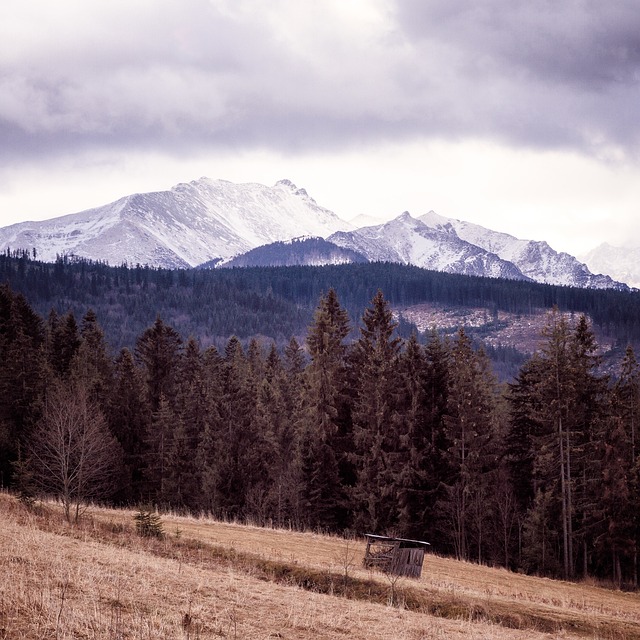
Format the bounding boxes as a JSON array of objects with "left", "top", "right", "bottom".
[
  {"left": 215, "top": 336, "right": 261, "bottom": 518},
  {"left": 166, "top": 337, "right": 206, "bottom": 509},
  {"left": 350, "top": 290, "right": 403, "bottom": 534},
  {"left": 394, "top": 334, "right": 425, "bottom": 535},
  {"left": 569, "top": 314, "right": 608, "bottom": 578},
  {"left": 515, "top": 309, "right": 608, "bottom": 579},
  {"left": 48, "top": 311, "right": 81, "bottom": 378},
  {"left": 144, "top": 393, "right": 176, "bottom": 507},
  {"left": 0, "top": 285, "right": 47, "bottom": 488},
  {"left": 535, "top": 308, "right": 575, "bottom": 578},
  {"left": 135, "top": 317, "right": 183, "bottom": 413},
  {"left": 196, "top": 346, "right": 225, "bottom": 514},
  {"left": 71, "top": 309, "right": 113, "bottom": 409},
  {"left": 299, "top": 289, "right": 351, "bottom": 530},
  {"left": 395, "top": 332, "right": 449, "bottom": 541},
  {"left": 605, "top": 346, "right": 640, "bottom": 585},
  {"left": 440, "top": 328, "right": 498, "bottom": 562},
  {"left": 108, "top": 348, "right": 150, "bottom": 503}
]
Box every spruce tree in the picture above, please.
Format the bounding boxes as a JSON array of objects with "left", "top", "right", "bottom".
[
  {"left": 196, "top": 346, "right": 225, "bottom": 514},
  {"left": 48, "top": 311, "right": 81, "bottom": 378},
  {"left": 350, "top": 290, "right": 402, "bottom": 534},
  {"left": 569, "top": 315, "right": 608, "bottom": 578},
  {"left": 441, "top": 328, "right": 498, "bottom": 562},
  {"left": 135, "top": 317, "right": 183, "bottom": 413},
  {"left": 215, "top": 336, "right": 260, "bottom": 518},
  {"left": 71, "top": 309, "right": 114, "bottom": 409},
  {"left": 394, "top": 331, "right": 450, "bottom": 542},
  {"left": 144, "top": 393, "right": 176, "bottom": 507},
  {"left": 299, "top": 289, "right": 351, "bottom": 530},
  {"left": 169, "top": 337, "right": 208, "bottom": 509},
  {"left": 0, "top": 285, "right": 47, "bottom": 488},
  {"left": 108, "top": 348, "right": 150, "bottom": 504}
]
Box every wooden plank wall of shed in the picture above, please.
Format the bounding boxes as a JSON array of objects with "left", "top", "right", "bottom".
[{"left": 391, "top": 547, "right": 425, "bottom": 578}]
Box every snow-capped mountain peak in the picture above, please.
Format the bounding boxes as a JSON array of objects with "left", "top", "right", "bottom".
[
  {"left": 0, "top": 178, "right": 629, "bottom": 290},
  {"left": 0, "top": 178, "right": 352, "bottom": 268},
  {"left": 329, "top": 211, "right": 527, "bottom": 280},
  {"left": 417, "top": 211, "right": 624, "bottom": 290}
]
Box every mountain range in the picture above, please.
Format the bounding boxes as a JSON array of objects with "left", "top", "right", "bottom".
[
  {"left": 581, "top": 243, "right": 640, "bottom": 289},
  {"left": 0, "top": 177, "right": 631, "bottom": 290}
]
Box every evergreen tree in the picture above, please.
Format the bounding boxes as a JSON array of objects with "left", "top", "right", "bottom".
[
  {"left": 108, "top": 348, "right": 150, "bottom": 503},
  {"left": 215, "top": 336, "right": 261, "bottom": 518},
  {"left": 299, "top": 289, "right": 351, "bottom": 530},
  {"left": 166, "top": 337, "right": 206, "bottom": 509},
  {"left": 569, "top": 315, "right": 608, "bottom": 578},
  {"left": 48, "top": 311, "right": 81, "bottom": 378},
  {"left": 350, "top": 290, "right": 403, "bottom": 533},
  {"left": 0, "top": 285, "right": 46, "bottom": 487},
  {"left": 135, "top": 316, "right": 183, "bottom": 412},
  {"left": 440, "top": 328, "right": 498, "bottom": 562},
  {"left": 394, "top": 331, "right": 450, "bottom": 542},
  {"left": 71, "top": 309, "right": 113, "bottom": 409},
  {"left": 532, "top": 308, "right": 575, "bottom": 578},
  {"left": 196, "top": 346, "right": 225, "bottom": 514},
  {"left": 515, "top": 309, "right": 607, "bottom": 579},
  {"left": 144, "top": 393, "right": 176, "bottom": 507},
  {"left": 605, "top": 346, "right": 640, "bottom": 585},
  {"left": 395, "top": 333, "right": 436, "bottom": 540}
]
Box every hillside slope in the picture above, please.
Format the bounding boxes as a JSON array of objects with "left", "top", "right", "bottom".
[{"left": 2, "top": 494, "right": 640, "bottom": 639}]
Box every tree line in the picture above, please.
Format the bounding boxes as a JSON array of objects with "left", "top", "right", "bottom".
[
  {"left": 3, "top": 253, "right": 640, "bottom": 356},
  {"left": 2, "top": 281, "right": 640, "bottom": 587}
]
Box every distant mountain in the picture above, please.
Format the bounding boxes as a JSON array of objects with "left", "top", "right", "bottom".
[
  {"left": 0, "top": 177, "right": 629, "bottom": 291},
  {"left": 417, "top": 211, "right": 626, "bottom": 290},
  {"left": 581, "top": 243, "right": 640, "bottom": 289},
  {"left": 327, "top": 212, "right": 528, "bottom": 280},
  {"left": 348, "top": 213, "right": 384, "bottom": 228},
  {"left": 217, "top": 237, "right": 368, "bottom": 268},
  {"left": 0, "top": 178, "right": 351, "bottom": 268}
]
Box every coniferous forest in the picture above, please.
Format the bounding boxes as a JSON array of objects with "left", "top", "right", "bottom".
[{"left": 3, "top": 253, "right": 640, "bottom": 587}]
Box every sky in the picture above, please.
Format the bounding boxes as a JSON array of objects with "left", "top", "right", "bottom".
[{"left": 2, "top": 0, "right": 640, "bottom": 256}]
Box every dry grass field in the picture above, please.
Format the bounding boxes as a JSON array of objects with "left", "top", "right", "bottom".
[{"left": 2, "top": 493, "right": 640, "bottom": 639}]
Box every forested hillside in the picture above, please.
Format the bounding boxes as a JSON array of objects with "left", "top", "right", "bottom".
[
  {"left": 2, "top": 251, "right": 640, "bottom": 354},
  {"left": 3, "top": 271, "right": 640, "bottom": 586}
]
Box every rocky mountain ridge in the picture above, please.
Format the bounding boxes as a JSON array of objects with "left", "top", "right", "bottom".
[{"left": 0, "top": 177, "right": 628, "bottom": 290}]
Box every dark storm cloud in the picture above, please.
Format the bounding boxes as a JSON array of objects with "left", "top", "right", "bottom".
[
  {"left": 394, "top": 0, "right": 640, "bottom": 153},
  {"left": 2, "top": 0, "right": 640, "bottom": 163},
  {"left": 404, "top": 0, "right": 640, "bottom": 87}
]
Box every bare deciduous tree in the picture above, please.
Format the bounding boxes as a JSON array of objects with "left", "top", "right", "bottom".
[{"left": 28, "top": 381, "right": 120, "bottom": 522}]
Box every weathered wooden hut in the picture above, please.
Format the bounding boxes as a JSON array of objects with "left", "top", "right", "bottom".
[{"left": 363, "top": 534, "right": 431, "bottom": 578}]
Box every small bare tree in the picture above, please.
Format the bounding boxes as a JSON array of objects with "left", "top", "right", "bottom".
[{"left": 28, "top": 381, "right": 119, "bottom": 522}]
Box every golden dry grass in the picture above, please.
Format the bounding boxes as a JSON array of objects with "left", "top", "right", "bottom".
[{"left": 2, "top": 493, "right": 640, "bottom": 639}]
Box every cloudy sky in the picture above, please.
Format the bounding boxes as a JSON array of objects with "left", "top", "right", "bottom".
[{"left": 2, "top": 0, "right": 640, "bottom": 256}]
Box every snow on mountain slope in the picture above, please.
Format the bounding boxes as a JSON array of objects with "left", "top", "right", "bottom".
[
  {"left": 418, "top": 211, "right": 626, "bottom": 290},
  {"left": 581, "top": 243, "right": 640, "bottom": 289},
  {"left": 0, "top": 178, "right": 352, "bottom": 268},
  {"left": 329, "top": 212, "right": 528, "bottom": 280},
  {"left": 0, "top": 177, "right": 630, "bottom": 291}
]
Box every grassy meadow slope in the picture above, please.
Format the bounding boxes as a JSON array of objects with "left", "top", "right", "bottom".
[{"left": 2, "top": 493, "right": 640, "bottom": 639}]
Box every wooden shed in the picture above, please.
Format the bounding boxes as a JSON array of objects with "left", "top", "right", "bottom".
[{"left": 363, "top": 534, "right": 431, "bottom": 578}]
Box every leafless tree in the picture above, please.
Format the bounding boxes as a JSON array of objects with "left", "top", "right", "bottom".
[{"left": 28, "top": 381, "right": 120, "bottom": 522}]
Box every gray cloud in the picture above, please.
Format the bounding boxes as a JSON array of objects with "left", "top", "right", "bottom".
[
  {"left": 394, "top": 0, "right": 640, "bottom": 152},
  {"left": 2, "top": 0, "right": 640, "bottom": 164}
]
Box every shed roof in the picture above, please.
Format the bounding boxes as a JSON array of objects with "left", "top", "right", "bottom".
[{"left": 364, "top": 533, "right": 431, "bottom": 547}]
